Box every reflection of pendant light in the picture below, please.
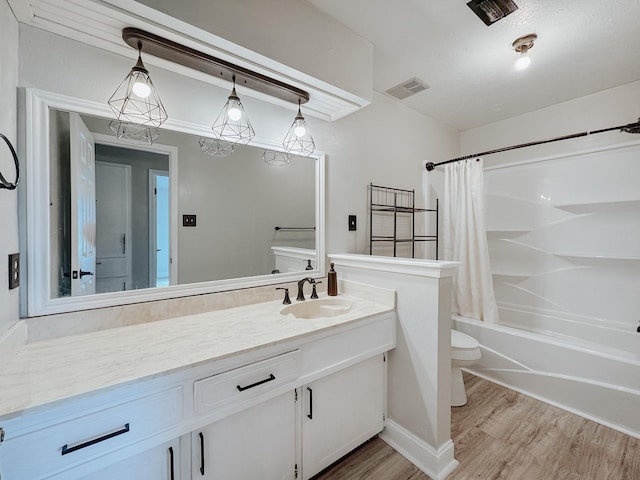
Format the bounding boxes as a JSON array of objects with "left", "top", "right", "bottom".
[
  {"left": 263, "top": 149, "right": 291, "bottom": 166},
  {"left": 211, "top": 76, "right": 255, "bottom": 145},
  {"left": 283, "top": 99, "right": 315, "bottom": 157},
  {"left": 512, "top": 33, "right": 537, "bottom": 71},
  {"left": 108, "top": 43, "right": 168, "bottom": 128},
  {"left": 109, "top": 120, "right": 159, "bottom": 145},
  {"left": 199, "top": 137, "right": 235, "bottom": 157}
]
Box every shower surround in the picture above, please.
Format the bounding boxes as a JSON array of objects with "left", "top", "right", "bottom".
[{"left": 453, "top": 139, "right": 640, "bottom": 438}]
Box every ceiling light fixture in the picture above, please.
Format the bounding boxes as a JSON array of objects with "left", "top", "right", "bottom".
[
  {"left": 121, "top": 28, "right": 309, "bottom": 106},
  {"left": 512, "top": 33, "right": 537, "bottom": 70},
  {"left": 283, "top": 100, "right": 315, "bottom": 157},
  {"left": 108, "top": 43, "right": 168, "bottom": 131},
  {"left": 211, "top": 76, "right": 255, "bottom": 145}
]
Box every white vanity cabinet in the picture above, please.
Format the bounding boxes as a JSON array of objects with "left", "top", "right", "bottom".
[
  {"left": 301, "top": 354, "right": 385, "bottom": 479},
  {"left": 192, "top": 392, "right": 297, "bottom": 480},
  {"left": 189, "top": 350, "right": 300, "bottom": 480},
  {"left": 0, "top": 307, "right": 396, "bottom": 480}
]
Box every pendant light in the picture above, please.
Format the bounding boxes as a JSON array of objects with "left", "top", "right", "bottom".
[
  {"left": 109, "top": 120, "right": 159, "bottom": 145},
  {"left": 211, "top": 76, "right": 255, "bottom": 145},
  {"left": 199, "top": 137, "right": 235, "bottom": 157},
  {"left": 108, "top": 43, "right": 168, "bottom": 129},
  {"left": 283, "top": 99, "right": 315, "bottom": 157}
]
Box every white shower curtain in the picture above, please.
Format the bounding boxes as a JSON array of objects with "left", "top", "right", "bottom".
[{"left": 442, "top": 159, "right": 498, "bottom": 322}]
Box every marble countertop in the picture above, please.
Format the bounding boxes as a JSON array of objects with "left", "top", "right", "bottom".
[{"left": 0, "top": 291, "right": 393, "bottom": 420}]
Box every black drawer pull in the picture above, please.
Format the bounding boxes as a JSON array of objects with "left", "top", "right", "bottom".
[
  {"left": 61, "top": 423, "right": 130, "bottom": 456},
  {"left": 169, "top": 446, "right": 175, "bottom": 480},
  {"left": 199, "top": 432, "right": 205, "bottom": 476},
  {"left": 236, "top": 373, "right": 276, "bottom": 392},
  {"left": 307, "top": 387, "right": 313, "bottom": 420}
]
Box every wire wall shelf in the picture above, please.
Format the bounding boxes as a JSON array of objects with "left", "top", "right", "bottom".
[{"left": 369, "top": 183, "right": 439, "bottom": 259}]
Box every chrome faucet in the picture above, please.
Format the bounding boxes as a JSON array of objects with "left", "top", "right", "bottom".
[{"left": 296, "top": 277, "right": 316, "bottom": 301}]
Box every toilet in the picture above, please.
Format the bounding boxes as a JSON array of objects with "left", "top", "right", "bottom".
[{"left": 451, "top": 329, "right": 481, "bottom": 407}]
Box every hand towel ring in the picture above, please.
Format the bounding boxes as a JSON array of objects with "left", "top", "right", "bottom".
[{"left": 0, "top": 133, "right": 20, "bottom": 190}]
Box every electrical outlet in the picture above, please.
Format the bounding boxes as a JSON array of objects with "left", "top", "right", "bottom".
[
  {"left": 8, "top": 253, "right": 19, "bottom": 289},
  {"left": 348, "top": 215, "right": 357, "bottom": 231},
  {"left": 183, "top": 214, "right": 197, "bottom": 227}
]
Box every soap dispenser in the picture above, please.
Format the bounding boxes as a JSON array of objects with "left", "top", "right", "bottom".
[{"left": 327, "top": 262, "right": 338, "bottom": 296}]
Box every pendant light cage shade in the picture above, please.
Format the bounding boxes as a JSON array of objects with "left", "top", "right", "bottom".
[
  {"left": 263, "top": 149, "right": 291, "bottom": 166},
  {"left": 108, "top": 55, "right": 168, "bottom": 128},
  {"left": 199, "top": 137, "right": 235, "bottom": 157},
  {"left": 211, "top": 89, "right": 255, "bottom": 145},
  {"left": 283, "top": 107, "right": 315, "bottom": 157},
  {"left": 109, "top": 120, "right": 159, "bottom": 145}
]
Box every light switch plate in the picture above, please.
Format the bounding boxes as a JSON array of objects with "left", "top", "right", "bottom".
[
  {"left": 8, "top": 253, "right": 19, "bottom": 289},
  {"left": 348, "top": 215, "right": 357, "bottom": 231}
]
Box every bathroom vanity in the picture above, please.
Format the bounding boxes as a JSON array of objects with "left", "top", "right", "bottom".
[{"left": 0, "top": 287, "right": 395, "bottom": 479}]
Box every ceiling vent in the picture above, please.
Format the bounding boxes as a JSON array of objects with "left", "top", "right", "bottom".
[
  {"left": 467, "top": 0, "right": 518, "bottom": 26},
  {"left": 386, "top": 77, "right": 430, "bottom": 100}
]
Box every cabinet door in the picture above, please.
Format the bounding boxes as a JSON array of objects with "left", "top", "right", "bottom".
[
  {"left": 193, "top": 391, "right": 296, "bottom": 480},
  {"left": 302, "top": 355, "right": 385, "bottom": 479},
  {"left": 75, "top": 438, "right": 180, "bottom": 480}
]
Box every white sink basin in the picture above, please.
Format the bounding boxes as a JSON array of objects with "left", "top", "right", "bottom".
[{"left": 281, "top": 298, "right": 353, "bottom": 319}]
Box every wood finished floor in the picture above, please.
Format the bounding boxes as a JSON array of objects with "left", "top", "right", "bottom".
[{"left": 314, "top": 374, "right": 640, "bottom": 480}]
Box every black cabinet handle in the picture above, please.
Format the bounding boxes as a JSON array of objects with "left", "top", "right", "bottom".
[
  {"left": 79, "top": 270, "right": 93, "bottom": 278},
  {"left": 168, "top": 446, "right": 175, "bottom": 480},
  {"left": 61, "top": 423, "right": 130, "bottom": 456},
  {"left": 307, "top": 387, "right": 313, "bottom": 420},
  {"left": 199, "top": 432, "right": 205, "bottom": 476},
  {"left": 236, "top": 373, "right": 275, "bottom": 392}
]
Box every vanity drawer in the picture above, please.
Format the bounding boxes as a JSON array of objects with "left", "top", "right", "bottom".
[
  {"left": 1, "top": 386, "right": 183, "bottom": 480},
  {"left": 194, "top": 350, "right": 300, "bottom": 415}
]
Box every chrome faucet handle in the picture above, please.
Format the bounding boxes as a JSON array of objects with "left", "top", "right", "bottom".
[
  {"left": 310, "top": 281, "right": 322, "bottom": 299},
  {"left": 275, "top": 287, "right": 291, "bottom": 305}
]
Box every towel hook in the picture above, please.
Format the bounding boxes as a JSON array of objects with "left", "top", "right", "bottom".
[{"left": 0, "top": 133, "right": 20, "bottom": 190}]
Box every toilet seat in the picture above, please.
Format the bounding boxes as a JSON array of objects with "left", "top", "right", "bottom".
[{"left": 451, "top": 330, "right": 481, "bottom": 362}]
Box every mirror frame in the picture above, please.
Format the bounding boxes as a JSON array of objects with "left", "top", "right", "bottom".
[{"left": 22, "top": 88, "right": 325, "bottom": 316}]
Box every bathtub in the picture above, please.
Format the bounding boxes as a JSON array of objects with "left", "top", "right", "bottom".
[{"left": 453, "top": 314, "right": 640, "bottom": 439}]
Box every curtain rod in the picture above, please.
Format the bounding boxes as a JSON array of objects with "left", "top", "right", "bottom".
[{"left": 425, "top": 118, "right": 640, "bottom": 171}]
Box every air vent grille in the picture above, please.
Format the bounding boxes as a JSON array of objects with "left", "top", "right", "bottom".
[
  {"left": 467, "top": 0, "right": 518, "bottom": 26},
  {"left": 386, "top": 77, "right": 430, "bottom": 100}
]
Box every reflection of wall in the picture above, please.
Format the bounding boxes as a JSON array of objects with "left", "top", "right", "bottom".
[
  {"left": 0, "top": 0, "right": 18, "bottom": 337},
  {"left": 49, "top": 110, "right": 71, "bottom": 297},
  {"left": 157, "top": 130, "right": 316, "bottom": 283},
  {"left": 94, "top": 144, "right": 169, "bottom": 290}
]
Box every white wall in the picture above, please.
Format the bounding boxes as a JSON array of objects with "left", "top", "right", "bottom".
[
  {"left": 16, "top": 24, "right": 458, "bottom": 321},
  {"left": 0, "top": 0, "right": 20, "bottom": 337},
  {"left": 461, "top": 80, "right": 640, "bottom": 166}
]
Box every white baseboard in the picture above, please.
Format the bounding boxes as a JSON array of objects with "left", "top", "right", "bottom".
[
  {"left": 380, "top": 419, "right": 458, "bottom": 480},
  {"left": 0, "top": 320, "right": 26, "bottom": 366}
]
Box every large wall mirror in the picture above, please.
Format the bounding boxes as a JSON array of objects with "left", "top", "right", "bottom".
[{"left": 23, "top": 89, "right": 325, "bottom": 316}]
